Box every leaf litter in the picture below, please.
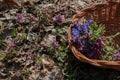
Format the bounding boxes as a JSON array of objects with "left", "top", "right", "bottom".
[{"left": 0, "top": 0, "right": 120, "bottom": 80}]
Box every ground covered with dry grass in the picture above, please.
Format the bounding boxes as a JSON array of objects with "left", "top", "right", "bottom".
[{"left": 0, "top": 0, "right": 120, "bottom": 80}]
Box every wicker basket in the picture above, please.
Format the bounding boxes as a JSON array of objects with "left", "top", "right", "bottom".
[{"left": 68, "top": 0, "right": 120, "bottom": 71}]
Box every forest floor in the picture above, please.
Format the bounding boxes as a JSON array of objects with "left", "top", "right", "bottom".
[{"left": 0, "top": 0, "right": 120, "bottom": 80}]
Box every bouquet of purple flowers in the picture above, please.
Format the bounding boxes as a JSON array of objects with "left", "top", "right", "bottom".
[{"left": 71, "top": 20, "right": 120, "bottom": 61}]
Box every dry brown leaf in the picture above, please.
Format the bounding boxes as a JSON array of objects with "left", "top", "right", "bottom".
[{"left": 0, "top": 0, "right": 20, "bottom": 10}]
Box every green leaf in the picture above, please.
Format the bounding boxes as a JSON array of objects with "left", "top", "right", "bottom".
[
  {"left": 90, "top": 22, "right": 105, "bottom": 41},
  {"left": 0, "top": 53, "right": 6, "bottom": 61},
  {"left": 22, "top": 70, "right": 29, "bottom": 76},
  {"left": 11, "top": 50, "right": 17, "bottom": 54},
  {"left": 107, "top": 32, "right": 120, "bottom": 40},
  {"left": 21, "top": 33, "right": 27, "bottom": 41},
  {"left": 105, "top": 46, "right": 114, "bottom": 52},
  {"left": 12, "top": 28, "right": 17, "bottom": 37}
]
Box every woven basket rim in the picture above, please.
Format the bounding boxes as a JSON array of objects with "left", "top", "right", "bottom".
[{"left": 72, "top": 1, "right": 120, "bottom": 22}]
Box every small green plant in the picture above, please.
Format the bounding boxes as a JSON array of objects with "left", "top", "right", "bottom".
[
  {"left": 90, "top": 22, "right": 105, "bottom": 41},
  {"left": 0, "top": 53, "right": 6, "bottom": 61},
  {"left": 102, "top": 32, "right": 120, "bottom": 60},
  {"left": 12, "top": 28, "right": 17, "bottom": 37},
  {"left": 22, "top": 70, "right": 29, "bottom": 76}
]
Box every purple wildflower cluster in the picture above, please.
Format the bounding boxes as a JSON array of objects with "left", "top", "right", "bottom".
[
  {"left": 16, "top": 13, "right": 35, "bottom": 24},
  {"left": 54, "top": 14, "right": 62, "bottom": 23},
  {"left": 53, "top": 14, "right": 63, "bottom": 26},
  {"left": 87, "top": 39, "right": 104, "bottom": 59},
  {"left": 16, "top": 13, "right": 24, "bottom": 24},
  {"left": 71, "top": 20, "right": 105, "bottom": 59},
  {"left": 53, "top": 39, "right": 59, "bottom": 48},
  {"left": 113, "top": 50, "right": 120, "bottom": 61}
]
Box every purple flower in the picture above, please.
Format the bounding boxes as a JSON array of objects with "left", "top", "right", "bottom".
[
  {"left": 75, "top": 24, "right": 90, "bottom": 35},
  {"left": 96, "top": 38, "right": 104, "bottom": 47},
  {"left": 54, "top": 14, "right": 62, "bottom": 23},
  {"left": 72, "top": 28, "right": 80, "bottom": 36},
  {"left": 71, "top": 20, "right": 92, "bottom": 35},
  {"left": 88, "top": 46, "right": 102, "bottom": 59},
  {"left": 113, "top": 51, "right": 120, "bottom": 60},
  {"left": 77, "top": 37, "right": 82, "bottom": 46},
  {"left": 86, "top": 20, "right": 94, "bottom": 25},
  {"left": 27, "top": 51, "right": 35, "bottom": 59},
  {"left": 7, "top": 40, "right": 16, "bottom": 47},
  {"left": 83, "top": 25, "right": 90, "bottom": 33},
  {"left": 77, "top": 25, "right": 83, "bottom": 31},
  {"left": 53, "top": 40, "right": 59, "bottom": 48},
  {"left": 81, "top": 39, "right": 86, "bottom": 45},
  {"left": 16, "top": 13, "right": 24, "bottom": 24},
  {"left": 77, "top": 24, "right": 90, "bottom": 34},
  {"left": 30, "top": 15, "right": 35, "bottom": 22},
  {"left": 71, "top": 35, "right": 77, "bottom": 43}
]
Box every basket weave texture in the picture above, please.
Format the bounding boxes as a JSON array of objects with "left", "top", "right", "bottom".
[{"left": 68, "top": 0, "right": 120, "bottom": 71}]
